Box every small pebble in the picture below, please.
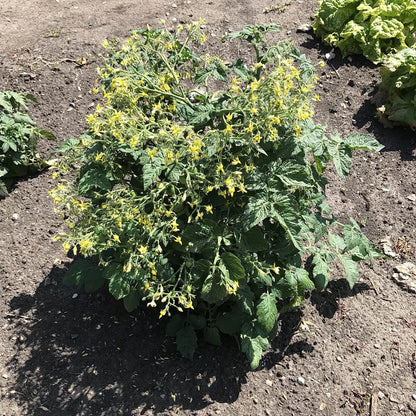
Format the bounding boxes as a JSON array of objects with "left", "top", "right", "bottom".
[
  {"left": 407, "top": 194, "right": 416, "bottom": 202},
  {"left": 297, "top": 376, "right": 305, "bottom": 385},
  {"left": 336, "top": 356, "right": 342, "bottom": 362},
  {"left": 412, "top": 394, "right": 416, "bottom": 401},
  {"left": 390, "top": 396, "right": 399, "bottom": 403},
  {"left": 374, "top": 344, "right": 380, "bottom": 349},
  {"left": 11, "top": 213, "right": 19, "bottom": 221},
  {"left": 296, "top": 24, "right": 312, "bottom": 33},
  {"left": 72, "top": 293, "right": 79, "bottom": 299},
  {"left": 2, "top": 374, "right": 8, "bottom": 379},
  {"left": 378, "top": 391, "right": 385, "bottom": 399},
  {"left": 265, "top": 379, "right": 273, "bottom": 387},
  {"left": 325, "top": 51, "right": 336, "bottom": 61}
]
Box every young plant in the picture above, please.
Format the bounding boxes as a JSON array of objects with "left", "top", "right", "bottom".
[
  {"left": 51, "top": 22, "right": 383, "bottom": 368},
  {"left": 0, "top": 91, "right": 55, "bottom": 196},
  {"left": 313, "top": 0, "right": 416, "bottom": 64},
  {"left": 377, "top": 47, "right": 416, "bottom": 130}
]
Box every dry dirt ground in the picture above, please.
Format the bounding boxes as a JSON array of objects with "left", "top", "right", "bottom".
[{"left": 0, "top": 1, "right": 416, "bottom": 415}]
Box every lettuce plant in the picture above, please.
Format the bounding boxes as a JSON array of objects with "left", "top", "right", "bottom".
[
  {"left": 313, "top": 0, "right": 416, "bottom": 64},
  {"left": 51, "top": 22, "right": 383, "bottom": 368},
  {"left": 377, "top": 47, "right": 416, "bottom": 129}
]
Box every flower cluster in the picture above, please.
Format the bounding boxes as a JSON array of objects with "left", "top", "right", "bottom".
[{"left": 51, "top": 22, "right": 381, "bottom": 367}]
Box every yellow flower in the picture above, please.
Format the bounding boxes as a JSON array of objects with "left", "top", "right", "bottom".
[
  {"left": 159, "top": 309, "right": 166, "bottom": 319},
  {"left": 271, "top": 264, "right": 280, "bottom": 274},
  {"left": 130, "top": 135, "right": 139, "bottom": 149},
  {"left": 144, "top": 282, "right": 150, "bottom": 291},
  {"left": 139, "top": 245, "right": 148, "bottom": 254},
  {"left": 217, "top": 163, "right": 225, "bottom": 173},
  {"left": 102, "top": 39, "right": 109, "bottom": 48},
  {"left": 95, "top": 152, "right": 105, "bottom": 162},
  {"left": 62, "top": 242, "right": 71, "bottom": 253},
  {"left": 113, "top": 234, "right": 121, "bottom": 243},
  {"left": 205, "top": 205, "right": 213, "bottom": 214},
  {"left": 231, "top": 157, "right": 241, "bottom": 165},
  {"left": 174, "top": 236, "right": 182, "bottom": 245},
  {"left": 224, "top": 123, "right": 233, "bottom": 135}
]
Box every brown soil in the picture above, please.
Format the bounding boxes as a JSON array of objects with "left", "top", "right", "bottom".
[{"left": 1, "top": 1, "right": 416, "bottom": 415}]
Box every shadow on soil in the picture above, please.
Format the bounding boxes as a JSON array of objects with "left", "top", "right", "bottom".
[
  {"left": 301, "top": 34, "right": 416, "bottom": 160},
  {"left": 7, "top": 266, "right": 367, "bottom": 415}
]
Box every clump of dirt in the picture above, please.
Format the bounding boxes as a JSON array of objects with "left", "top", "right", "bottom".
[{"left": 1, "top": 1, "right": 415, "bottom": 415}]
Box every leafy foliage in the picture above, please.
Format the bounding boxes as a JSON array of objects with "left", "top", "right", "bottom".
[
  {"left": 0, "top": 92, "right": 55, "bottom": 196},
  {"left": 51, "top": 21, "right": 383, "bottom": 369},
  {"left": 313, "top": 0, "right": 416, "bottom": 64},
  {"left": 377, "top": 47, "right": 416, "bottom": 129}
]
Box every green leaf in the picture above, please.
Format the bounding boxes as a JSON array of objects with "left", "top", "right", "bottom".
[
  {"left": 78, "top": 168, "right": 112, "bottom": 194},
  {"left": 103, "top": 262, "right": 130, "bottom": 300},
  {"left": 327, "top": 139, "right": 352, "bottom": 180},
  {"left": 275, "top": 160, "right": 312, "bottom": 188},
  {"left": 176, "top": 326, "right": 198, "bottom": 360},
  {"left": 237, "top": 226, "right": 268, "bottom": 252},
  {"left": 256, "top": 292, "right": 277, "bottom": 333},
  {"left": 64, "top": 258, "right": 93, "bottom": 286},
  {"left": 242, "top": 198, "right": 271, "bottom": 232},
  {"left": 142, "top": 159, "right": 164, "bottom": 190},
  {"left": 166, "top": 314, "right": 185, "bottom": 337},
  {"left": 108, "top": 276, "right": 130, "bottom": 300},
  {"left": 294, "top": 267, "right": 315, "bottom": 291},
  {"left": 123, "top": 289, "right": 141, "bottom": 312},
  {"left": 204, "top": 327, "right": 222, "bottom": 346},
  {"left": 240, "top": 323, "right": 269, "bottom": 369},
  {"left": 338, "top": 254, "right": 359, "bottom": 289},
  {"left": 189, "top": 314, "right": 206, "bottom": 330},
  {"left": 220, "top": 252, "right": 245, "bottom": 280},
  {"left": 342, "top": 134, "right": 384, "bottom": 152},
  {"left": 328, "top": 233, "right": 346, "bottom": 251},
  {"left": 216, "top": 304, "right": 246, "bottom": 335},
  {"left": 272, "top": 204, "right": 303, "bottom": 250},
  {"left": 312, "top": 254, "right": 330, "bottom": 290},
  {"left": 201, "top": 274, "right": 228, "bottom": 304}
]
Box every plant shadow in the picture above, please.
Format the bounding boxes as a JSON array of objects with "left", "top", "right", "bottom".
[
  {"left": 7, "top": 264, "right": 322, "bottom": 416},
  {"left": 300, "top": 33, "right": 416, "bottom": 161}
]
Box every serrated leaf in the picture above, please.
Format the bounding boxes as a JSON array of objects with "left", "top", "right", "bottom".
[
  {"left": 327, "top": 140, "right": 352, "bottom": 180},
  {"left": 176, "top": 326, "right": 198, "bottom": 360},
  {"left": 142, "top": 161, "right": 163, "bottom": 190},
  {"left": 238, "top": 226, "right": 268, "bottom": 252},
  {"left": 338, "top": 254, "right": 359, "bottom": 289},
  {"left": 312, "top": 254, "right": 330, "bottom": 290},
  {"left": 240, "top": 323, "right": 269, "bottom": 369},
  {"left": 103, "top": 262, "right": 130, "bottom": 300},
  {"left": 201, "top": 274, "right": 228, "bottom": 304},
  {"left": 204, "top": 327, "right": 222, "bottom": 346},
  {"left": 189, "top": 314, "right": 206, "bottom": 330},
  {"left": 220, "top": 252, "right": 245, "bottom": 280},
  {"left": 64, "top": 258, "right": 94, "bottom": 286},
  {"left": 108, "top": 276, "right": 130, "bottom": 300},
  {"left": 166, "top": 314, "right": 185, "bottom": 337},
  {"left": 328, "top": 233, "right": 346, "bottom": 251},
  {"left": 123, "top": 289, "right": 140, "bottom": 312},
  {"left": 216, "top": 304, "right": 246, "bottom": 335},
  {"left": 273, "top": 204, "right": 302, "bottom": 250},
  {"left": 343, "top": 134, "right": 384, "bottom": 152},
  {"left": 78, "top": 168, "right": 112, "bottom": 194},
  {"left": 275, "top": 160, "right": 312, "bottom": 188},
  {"left": 256, "top": 292, "right": 277, "bottom": 333},
  {"left": 242, "top": 198, "right": 271, "bottom": 232},
  {"left": 294, "top": 267, "right": 315, "bottom": 291}
]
